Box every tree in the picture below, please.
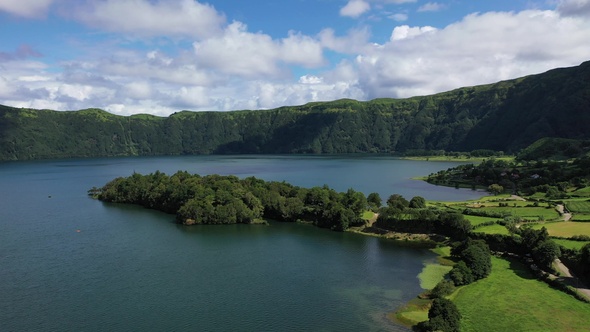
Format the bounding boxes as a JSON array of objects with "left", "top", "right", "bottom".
[
  {"left": 387, "top": 194, "right": 409, "bottom": 210},
  {"left": 367, "top": 192, "right": 382, "bottom": 211},
  {"left": 438, "top": 212, "right": 472, "bottom": 240},
  {"left": 461, "top": 242, "right": 492, "bottom": 279},
  {"left": 532, "top": 240, "right": 561, "bottom": 268},
  {"left": 409, "top": 196, "right": 427, "bottom": 209},
  {"left": 341, "top": 188, "right": 367, "bottom": 216},
  {"left": 488, "top": 183, "right": 504, "bottom": 195},
  {"left": 415, "top": 298, "right": 461, "bottom": 332},
  {"left": 430, "top": 280, "right": 455, "bottom": 299},
  {"left": 450, "top": 261, "right": 474, "bottom": 286}
]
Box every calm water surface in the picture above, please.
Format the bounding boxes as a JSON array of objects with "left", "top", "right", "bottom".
[{"left": 0, "top": 155, "right": 485, "bottom": 331}]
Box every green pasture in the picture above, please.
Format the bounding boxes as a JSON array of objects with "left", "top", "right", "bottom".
[
  {"left": 472, "top": 223, "right": 510, "bottom": 235},
  {"left": 531, "top": 221, "right": 590, "bottom": 238},
  {"left": 571, "top": 214, "right": 590, "bottom": 221},
  {"left": 565, "top": 200, "right": 590, "bottom": 213},
  {"left": 463, "top": 215, "right": 500, "bottom": 227},
  {"left": 474, "top": 206, "right": 559, "bottom": 220},
  {"left": 552, "top": 238, "right": 590, "bottom": 250},
  {"left": 453, "top": 256, "right": 590, "bottom": 332},
  {"left": 571, "top": 186, "right": 590, "bottom": 197}
]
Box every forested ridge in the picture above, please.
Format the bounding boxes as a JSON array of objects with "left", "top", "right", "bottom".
[{"left": 1, "top": 60, "right": 589, "bottom": 161}]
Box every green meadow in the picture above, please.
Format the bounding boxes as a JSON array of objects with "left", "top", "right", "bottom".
[
  {"left": 453, "top": 256, "right": 590, "bottom": 332},
  {"left": 531, "top": 221, "right": 590, "bottom": 238},
  {"left": 552, "top": 238, "right": 590, "bottom": 250},
  {"left": 472, "top": 223, "right": 510, "bottom": 235}
]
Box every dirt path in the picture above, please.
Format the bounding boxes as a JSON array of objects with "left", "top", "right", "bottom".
[
  {"left": 553, "top": 259, "right": 590, "bottom": 300},
  {"left": 510, "top": 195, "right": 527, "bottom": 201},
  {"left": 556, "top": 204, "right": 572, "bottom": 221}
]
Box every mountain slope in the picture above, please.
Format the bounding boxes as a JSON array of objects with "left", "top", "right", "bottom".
[{"left": 1, "top": 61, "right": 589, "bottom": 161}]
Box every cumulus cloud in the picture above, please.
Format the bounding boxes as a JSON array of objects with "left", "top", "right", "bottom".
[
  {"left": 340, "top": 0, "right": 371, "bottom": 18},
  {"left": 193, "top": 22, "right": 324, "bottom": 78},
  {"left": 0, "top": 0, "right": 54, "bottom": 18},
  {"left": 318, "top": 27, "right": 371, "bottom": 54},
  {"left": 74, "top": 0, "right": 225, "bottom": 38},
  {"left": 355, "top": 9, "right": 590, "bottom": 99},
  {"left": 390, "top": 25, "right": 436, "bottom": 40},
  {"left": 2, "top": 2, "right": 590, "bottom": 116}
]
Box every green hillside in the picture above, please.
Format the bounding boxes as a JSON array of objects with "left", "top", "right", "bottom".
[{"left": 1, "top": 60, "right": 590, "bottom": 161}]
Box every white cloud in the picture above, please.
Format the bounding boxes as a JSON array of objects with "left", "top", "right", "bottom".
[
  {"left": 0, "top": 0, "right": 54, "bottom": 18},
  {"left": 193, "top": 22, "right": 324, "bottom": 78},
  {"left": 299, "top": 75, "right": 323, "bottom": 84},
  {"left": 318, "top": 27, "right": 372, "bottom": 54},
  {"left": 390, "top": 25, "right": 437, "bottom": 40},
  {"left": 2, "top": 2, "right": 590, "bottom": 116},
  {"left": 417, "top": 2, "right": 446, "bottom": 12},
  {"left": 355, "top": 9, "right": 590, "bottom": 99},
  {"left": 280, "top": 32, "right": 324, "bottom": 68},
  {"left": 75, "top": 0, "right": 225, "bottom": 38},
  {"left": 340, "top": 0, "right": 371, "bottom": 18}
]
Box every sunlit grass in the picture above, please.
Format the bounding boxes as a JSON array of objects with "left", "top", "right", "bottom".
[
  {"left": 531, "top": 221, "right": 590, "bottom": 237},
  {"left": 464, "top": 215, "right": 500, "bottom": 226},
  {"left": 454, "top": 256, "right": 590, "bottom": 332},
  {"left": 565, "top": 200, "right": 590, "bottom": 213},
  {"left": 418, "top": 264, "right": 453, "bottom": 290},
  {"left": 472, "top": 223, "right": 510, "bottom": 235},
  {"left": 552, "top": 238, "right": 590, "bottom": 250}
]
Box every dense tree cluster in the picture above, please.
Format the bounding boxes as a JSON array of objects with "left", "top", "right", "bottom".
[
  {"left": 561, "top": 243, "right": 590, "bottom": 285},
  {"left": 427, "top": 149, "right": 590, "bottom": 197},
  {"left": 449, "top": 239, "right": 492, "bottom": 286},
  {"left": 375, "top": 195, "right": 472, "bottom": 240},
  {"left": 92, "top": 171, "right": 371, "bottom": 231},
  {"left": 414, "top": 298, "right": 462, "bottom": 332}
]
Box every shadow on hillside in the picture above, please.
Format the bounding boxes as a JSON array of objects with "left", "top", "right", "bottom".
[
  {"left": 507, "top": 256, "right": 537, "bottom": 280},
  {"left": 214, "top": 112, "right": 339, "bottom": 154}
]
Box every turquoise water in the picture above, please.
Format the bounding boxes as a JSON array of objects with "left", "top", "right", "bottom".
[{"left": 0, "top": 155, "right": 484, "bottom": 331}]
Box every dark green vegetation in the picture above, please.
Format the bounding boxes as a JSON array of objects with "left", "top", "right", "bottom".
[
  {"left": 91, "top": 171, "right": 370, "bottom": 231},
  {"left": 2, "top": 60, "right": 590, "bottom": 161},
  {"left": 375, "top": 196, "right": 472, "bottom": 240},
  {"left": 414, "top": 298, "right": 461, "bottom": 332},
  {"left": 427, "top": 141, "right": 590, "bottom": 199}
]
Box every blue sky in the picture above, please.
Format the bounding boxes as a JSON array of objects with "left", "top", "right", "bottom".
[{"left": 0, "top": 0, "right": 589, "bottom": 115}]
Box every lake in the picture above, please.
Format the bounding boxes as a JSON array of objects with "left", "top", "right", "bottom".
[{"left": 0, "top": 155, "right": 485, "bottom": 331}]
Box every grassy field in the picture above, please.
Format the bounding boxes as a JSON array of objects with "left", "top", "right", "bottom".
[
  {"left": 552, "top": 238, "right": 590, "bottom": 250},
  {"left": 474, "top": 206, "right": 559, "bottom": 220},
  {"left": 472, "top": 223, "right": 510, "bottom": 235},
  {"left": 565, "top": 200, "right": 590, "bottom": 213},
  {"left": 453, "top": 256, "right": 590, "bottom": 332},
  {"left": 571, "top": 186, "right": 590, "bottom": 197},
  {"left": 572, "top": 214, "right": 590, "bottom": 221},
  {"left": 531, "top": 221, "right": 590, "bottom": 238},
  {"left": 418, "top": 264, "right": 453, "bottom": 289},
  {"left": 464, "top": 215, "right": 500, "bottom": 227}
]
